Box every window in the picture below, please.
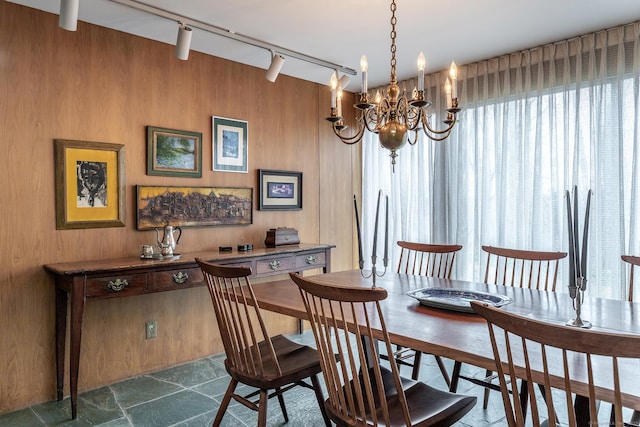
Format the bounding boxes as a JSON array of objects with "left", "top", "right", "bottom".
[{"left": 362, "top": 23, "right": 640, "bottom": 300}]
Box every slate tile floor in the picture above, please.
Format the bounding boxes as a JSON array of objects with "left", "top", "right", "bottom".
[{"left": 0, "top": 331, "right": 625, "bottom": 426}]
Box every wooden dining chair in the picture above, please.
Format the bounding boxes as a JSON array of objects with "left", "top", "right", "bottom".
[
  {"left": 449, "top": 246, "right": 567, "bottom": 409},
  {"left": 388, "top": 241, "right": 463, "bottom": 384},
  {"left": 290, "top": 272, "right": 477, "bottom": 426},
  {"left": 620, "top": 255, "right": 640, "bottom": 425},
  {"left": 622, "top": 255, "right": 640, "bottom": 302},
  {"left": 472, "top": 300, "right": 640, "bottom": 427},
  {"left": 196, "top": 259, "right": 330, "bottom": 427}
]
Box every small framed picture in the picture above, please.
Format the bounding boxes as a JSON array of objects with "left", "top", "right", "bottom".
[
  {"left": 258, "top": 169, "right": 302, "bottom": 210},
  {"left": 147, "top": 126, "right": 202, "bottom": 177},
  {"left": 54, "top": 139, "right": 126, "bottom": 229},
  {"left": 212, "top": 116, "right": 248, "bottom": 173}
]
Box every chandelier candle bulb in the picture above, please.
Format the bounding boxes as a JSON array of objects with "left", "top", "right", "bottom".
[
  {"left": 417, "top": 52, "right": 426, "bottom": 91},
  {"left": 445, "top": 78, "right": 453, "bottom": 109},
  {"left": 360, "top": 55, "right": 368, "bottom": 94},
  {"left": 337, "top": 88, "right": 343, "bottom": 118},
  {"left": 449, "top": 61, "right": 458, "bottom": 99},
  {"left": 329, "top": 73, "right": 337, "bottom": 109}
]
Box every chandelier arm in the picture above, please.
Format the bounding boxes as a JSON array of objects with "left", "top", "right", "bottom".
[
  {"left": 405, "top": 106, "right": 423, "bottom": 131},
  {"left": 333, "top": 122, "right": 366, "bottom": 145},
  {"left": 421, "top": 128, "right": 453, "bottom": 142},
  {"left": 363, "top": 108, "right": 381, "bottom": 133},
  {"left": 421, "top": 112, "right": 457, "bottom": 136},
  {"left": 368, "top": 99, "right": 391, "bottom": 132},
  {"left": 407, "top": 130, "right": 419, "bottom": 145}
]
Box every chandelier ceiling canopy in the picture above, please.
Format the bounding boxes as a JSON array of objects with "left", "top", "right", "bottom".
[{"left": 326, "top": 0, "right": 460, "bottom": 170}]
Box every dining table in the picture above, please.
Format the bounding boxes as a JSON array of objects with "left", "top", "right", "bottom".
[{"left": 250, "top": 269, "right": 640, "bottom": 424}]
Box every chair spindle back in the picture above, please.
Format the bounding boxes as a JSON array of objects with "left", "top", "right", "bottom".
[
  {"left": 197, "top": 259, "right": 281, "bottom": 378},
  {"left": 397, "top": 241, "right": 463, "bottom": 278},
  {"left": 482, "top": 246, "right": 567, "bottom": 291},
  {"left": 290, "top": 273, "right": 412, "bottom": 426},
  {"left": 472, "top": 301, "right": 639, "bottom": 427}
]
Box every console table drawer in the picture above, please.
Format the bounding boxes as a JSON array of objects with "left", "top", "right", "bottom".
[
  {"left": 153, "top": 267, "right": 203, "bottom": 290},
  {"left": 295, "top": 251, "right": 326, "bottom": 269},
  {"left": 216, "top": 261, "right": 253, "bottom": 270},
  {"left": 255, "top": 257, "right": 294, "bottom": 275},
  {"left": 86, "top": 274, "right": 148, "bottom": 298}
]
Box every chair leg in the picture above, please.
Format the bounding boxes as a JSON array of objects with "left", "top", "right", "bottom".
[
  {"left": 275, "top": 387, "right": 289, "bottom": 423},
  {"left": 482, "top": 369, "right": 492, "bottom": 409},
  {"left": 213, "top": 378, "right": 238, "bottom": 427},
  {"left": 434, "top": 355, "right": 451, "bottom": 387},
  {"left": 411, "top": 351, "right": 423, "bottom": 380},
  {"left": 449, "top": 361, "right": 462, "bottom": 392},
  {"left": 310, "top": 373, "right": 331, "bottom": 427},
  {"left": 257, "top": 389, "right": 269, "bottom": 427}
]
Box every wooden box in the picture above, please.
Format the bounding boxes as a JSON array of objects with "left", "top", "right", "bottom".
[{"left": 265, "top": 227, "right": 300, "bottom": 247}]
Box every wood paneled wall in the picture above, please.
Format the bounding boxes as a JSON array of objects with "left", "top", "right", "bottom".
[{"left": 0, "top": 2, "right": 359, "bottom": 413}]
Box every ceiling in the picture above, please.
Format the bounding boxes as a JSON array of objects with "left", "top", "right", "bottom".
[{"left": 9, "top": 0, "right": 640, "bottom": 92}]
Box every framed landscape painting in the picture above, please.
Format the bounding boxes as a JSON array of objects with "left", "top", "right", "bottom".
[
  {"left": 258, "top": 169, "right": 302, "bottom": 210},
  {"left": 212, "top": 116, "right": 248, "bottom": 173},
  {"left": 54, "top": 139, "right": 126, "bottom": 229},
  {"left": 147, "top": 126, "right": 202, "bottom": 177}
]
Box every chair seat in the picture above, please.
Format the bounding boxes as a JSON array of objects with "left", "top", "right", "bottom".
[
  {"left": 329, "top": 366, "right": 476, "bottom": 427},
  {"left": 225, "top": 334, "right": 323, "bottom": 389}
]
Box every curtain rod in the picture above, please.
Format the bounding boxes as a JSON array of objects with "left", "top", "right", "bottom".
[{"left": 108, "top": 0, "right": 357, "bottom": 76}]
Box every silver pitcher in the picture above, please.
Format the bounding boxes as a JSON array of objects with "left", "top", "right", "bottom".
[{"left": 155, "top": 224, "right": 182, "bottom": 256}]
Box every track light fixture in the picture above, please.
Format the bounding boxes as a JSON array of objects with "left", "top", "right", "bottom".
[
  {"left": 175, "top": 23, "right": 193, "bottom": 60},
  {"left": 59, "top": 0, "right": 79, "bottom": 31},
  {"left": 338, "top": 74, "right": 351, "bottom": 91},
  {"left": 265, "top": 52, "right": 285, "bottom": 82}
]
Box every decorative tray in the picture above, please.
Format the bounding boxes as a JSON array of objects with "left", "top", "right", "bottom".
[{"left": 407, "top": 288, "right": 512, "bottom": 313}]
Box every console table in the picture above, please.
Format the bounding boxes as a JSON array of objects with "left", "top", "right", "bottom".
[{"left": 44, "top": 243, "right": 334, "bottom": 419}]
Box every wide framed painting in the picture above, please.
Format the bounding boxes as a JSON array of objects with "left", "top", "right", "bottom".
[
  {"left": 54, "top": 139, "right": 126, "bottom": 229},
  {"left": 136, "top": 185, "right": 253, "bottom": 229},
  {"left": 212, "top": 116, "right": 248, "bottom": 173},
  {"left": 146, "top": 126, "right": 202, "bottom": 177},
  {"left": 258, "top": 169, "right": 302, "bottom": 210}
]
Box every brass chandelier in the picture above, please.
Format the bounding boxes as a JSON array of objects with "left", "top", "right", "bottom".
[{"left": 326, "top": 0, "right": 460, "bottom": 169}]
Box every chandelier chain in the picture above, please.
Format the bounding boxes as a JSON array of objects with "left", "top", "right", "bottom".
[{"left": 389, "top": 0, "right": 397, "bottom": 83}]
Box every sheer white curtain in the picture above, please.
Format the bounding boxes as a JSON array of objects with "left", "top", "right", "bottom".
[{"left": 362, "top": 22, "right": 640, "bottom": 299}]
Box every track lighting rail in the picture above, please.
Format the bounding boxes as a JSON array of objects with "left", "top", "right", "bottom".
[{"left": 109, "top": 0, "right": 357, "bottom": 76}]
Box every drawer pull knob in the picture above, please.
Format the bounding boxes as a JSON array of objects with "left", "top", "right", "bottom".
[
  {"left": 269, "top": 260, "right": 281, "bottom": 270},
  {"left": 305, "top": 255, "right": 317, "bottom": 264},
  {"left": 173, "top": 271, "right": 189, "bottom": 284},
  {"left": 108, "top": 279, "right": 128, "bottom": 292}
]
